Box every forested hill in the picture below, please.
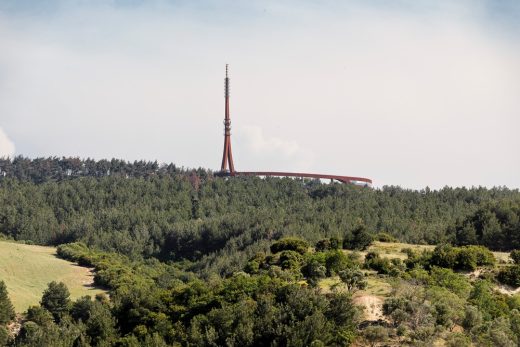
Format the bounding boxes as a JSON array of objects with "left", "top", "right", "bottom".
[
  {"left": 2, "top": 157, "right": 520, "bottom": 346},
  {"left": 0, "top": 157, "right": 519, "bottom": 277}
]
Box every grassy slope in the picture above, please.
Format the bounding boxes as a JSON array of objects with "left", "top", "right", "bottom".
[{"left": 0, "top": 241, "right": 105, "bottom": 312}]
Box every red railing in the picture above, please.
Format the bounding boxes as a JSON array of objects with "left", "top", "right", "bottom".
[{"left": 226, "top": 171, "right": 372, "bottom": 185}]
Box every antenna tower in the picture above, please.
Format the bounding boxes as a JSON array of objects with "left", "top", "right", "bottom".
[{"left": 220, "top": 64, "right": 235, "bottom": 173}]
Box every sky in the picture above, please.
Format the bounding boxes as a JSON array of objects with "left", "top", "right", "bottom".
[{"left": 0, "top": 0, "right": 519, "bottom": 189}]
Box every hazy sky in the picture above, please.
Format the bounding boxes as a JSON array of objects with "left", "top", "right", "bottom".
[{"left": 1, "top": 0, "right": 519, "bottom": 189}]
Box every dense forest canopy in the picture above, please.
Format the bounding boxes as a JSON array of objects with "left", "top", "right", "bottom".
[
  {"left": 0, "top": 156, "right": 195, "bottom": 182},
  {"left": 1, "top": 157, "right": 520, "bottom": 346},
  {"left": 1, "top": 157, "right": 519, "bottom": 268}
]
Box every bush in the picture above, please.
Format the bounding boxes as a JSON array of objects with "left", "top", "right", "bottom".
[
  {"left": 316, "top": 237, "right": 342, "bottom": 252},
  {"left": 462, "top": 246, "right": 495, "bottom": 267},
  {"left": 364, "top": 252, "right": 393, "bottom": 275},
  {"left": 497, "top": 265, "right": 520, "bottom": 287},
  {"left": 301, "top": 260, "right": 327, "bottom": 286},
  {"left": 338, "top": 268, "right": 367, "bottom": 292},
  {"left": 429, "top": 244, "right": 495, "bottom": 271},
  {"left": 376, "top": 232, "right": 397, "bottom": 243},
  {"left": 430, "top": 267, "right": 471, "bottom": 297},
  {"left": 278, "top": 250, "right": 304, "bottom": 271},
  {"left": 445, "top": 332, "right": 472, "bottom": 347},
  {"left": 270, "top": 237, "right": 309, "bottom": 255},
  {"left": 315, "top": 239, "right": 331, "bottom": 252},
  {"left": 343, "top": 225, "right": 373, "bottom": 251},
  {"left": 469, "top": 280, "right": 509, "bottom": 320},
  {"left": 244, "top": 253, "right": 265, "bottom": 274},
  {"left": 325, "top": 250, "right": 354, "bottom": 276},
  {"left": 456, "top": 248, "right": 478, "bottom": 271},
  {"left": 430, "top": 245, "right": 458, "bottom": 269},
  {"left": 407, "top": 268, "right": 431, "bottom": 284},
  {"left": 363, "top": 326, "right": 389, "bottom": 346},
  {"left": 329, "top": 237, "right": 342, "bottom": 250},
  {"left": 26, "top": 306, "right": 54, "bottom": 326},
  {"left": 510, "top": 250, "right": 520, "bottom": 264}
]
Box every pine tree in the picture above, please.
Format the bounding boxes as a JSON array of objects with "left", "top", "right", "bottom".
[
  {"left": 41, "top": 281, "right": 70, "bottom": 322},
  {"left": 0, "top": 280, "right": 15, "bottom": 325}
]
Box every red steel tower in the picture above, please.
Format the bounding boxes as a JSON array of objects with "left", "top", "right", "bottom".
[
  {"left": 216, "top": 65, "right": 372, "bottom": 185},
  {"left": 220, "top": 64, "right": 235, "bottom": 173}
]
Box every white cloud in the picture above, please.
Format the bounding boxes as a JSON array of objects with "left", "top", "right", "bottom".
[
  {"left": 0, "top": 128, "right": 15, "bottom": 158},
  {"left": 241, "top": 125, "right": 301, "bottom": 156},
  {"left": 235, "top": 125, "right": 315, "bottom": 171}
]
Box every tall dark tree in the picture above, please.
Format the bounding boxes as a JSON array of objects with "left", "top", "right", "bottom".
[
  {"left": 344, "top": 225, "right": 373, "bottom": 250},
  {"left": 40, "top": 281, "right": 71, "bottom": 322},
  {"left": 0, "top": 280, "right": 14, "bottom": 325}
]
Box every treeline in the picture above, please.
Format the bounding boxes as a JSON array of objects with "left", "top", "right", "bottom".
[
  {"left": 0, "top": 156, "right": 209, "bottom": 183},
  {"left": 0, "top": 157, "right": 519, "bottom": 276}
]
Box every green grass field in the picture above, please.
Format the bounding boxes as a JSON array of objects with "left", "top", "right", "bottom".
[{"left": 0, "top": 241, "right": 106, "bottom": 312}]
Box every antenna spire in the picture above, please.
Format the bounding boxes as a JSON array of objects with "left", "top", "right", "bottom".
[{"left": 220, "top": 64, "right": 235, "bottom": 173}]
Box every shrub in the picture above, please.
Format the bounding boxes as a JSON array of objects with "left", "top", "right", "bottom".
[
  {"left": 270, "top": 237, "right": 309, "bottom": 255},
  {"left": 497, "top": 265, "right": 520, "bottom": 287},
  {"left": 338, "top": 268, "right": 367, "bottom": 292},
  {"left": 343, "top": 226, "right": 373, "bottom": 251},
  {"left": 301, "top": 260, "right": 327, "bottom": 286},
  {"left": 363, "top": 326, "right": 388, "bottom": 346},
  {"left": 445, "top": 332, "right": 471, "bottom": 347},
  {"left": 429, "top": 244, "right": 495, "bottom": 271},
  {"left": 364, "top": 252, "right": 392, "bottom": 275},
  {"left": 430, "top": 244, "right": 458, "bottom": 269},
  {"left": 407, "top": 268, "right": 431, "bottom": 284},
  {"left": 401, "top": 248, "right": 416, "bottom": 258},
  {"left": 430, "top": 267, "right": 471, "bottom": 297},
  {"left": 315, "top": 239, "right": 331, "bottom": 252},
  {"left": 510, "top": 250, "right": 520, "bottom": 264},
  {"left": 315, "top": 237, "right": 342, "bottom": 252},
  {"left": 329, "top": 237, "right": 342, "bottom": 250},
  {"left": 462, "top": 246, "right": 495, "bottom": 267},
  {"left": 469, "top": 280, "right": 509, "bottom": 320},
  {"left": 376, "top": 232, "right": 397, "bottom": 243},
  {"left": 26, "top": 306, "right": 54, "bottom": 326},
  {"left": 455, "top": 248, "right": 478, "bottom": 271},
  {"left": 244, "top": 252, "right": 265, "bottom": 274},
  {"left": 278, "top": 250, "right": 304, "bottom": 271},
  {"left": 325, "top": 250, "right": 354, "bottom": 276}
]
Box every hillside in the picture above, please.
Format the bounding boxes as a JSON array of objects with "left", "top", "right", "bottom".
[
  {"left": 0, "top": 241, "right": 105, "bottom": 312},
  {"left": 0, "top": 158, "right": 520, "bottom": 346}
]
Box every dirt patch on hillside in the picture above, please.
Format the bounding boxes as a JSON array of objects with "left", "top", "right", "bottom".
[
  {"left": 496, "top": 284, "right": 520, "bottom": 295},
  {"left": 354, "top": 294, "right": 386, "bottom": 322},
  {"left": 7, "top": 314, "right": 23, "bottom": 338}
]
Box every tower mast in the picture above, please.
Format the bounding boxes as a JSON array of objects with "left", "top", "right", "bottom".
[{"left": 220, "top": 64, "right": 235, "bottom": 173}]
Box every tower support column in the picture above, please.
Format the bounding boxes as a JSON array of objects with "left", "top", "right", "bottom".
[{"left": 220, "top": 64, "right": 235, "bottom": 173}]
